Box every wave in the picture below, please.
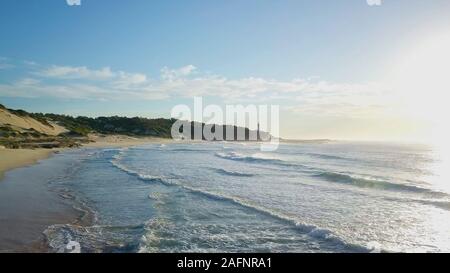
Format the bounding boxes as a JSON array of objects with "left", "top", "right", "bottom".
[
  {"left": 210, "top": 168, "right": 255, "bottom": 177},
  {"left": 176, "top": 188, "right": 369, "bottom": 252},
  {"left": 215, "top": 152, "right": 305, "bottom": 168},
  {"left": 111, "top": 148, "right": 129, "bottom": 161},
  {"left": 314, "top": 172, "right": 446, "bottom": 196},
  {"left": 305, "top": 153, "right": 354, "bottom": 161},
  {"left": 109, "top": 157, "right": 369, "bottom": 252},
  {"left": 138, "top": 219, "right": 166, "bottom": 253},
  {"left": 44, "top": 223, "right": 145, "bottom": 253},
  {"left": 391, "top": 197, "right": 450, "bottom": 212},
  {"left": 168, "top": 148, "right": 211, "bottom": 153},
  {"left": 111, "top": 154, "right": 173, "bottom": 186},
  {"left": 417, "top": 200, "right": 450, "bottom": 211}
]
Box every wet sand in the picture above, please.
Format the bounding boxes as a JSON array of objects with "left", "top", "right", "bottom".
[
  {"left": 0, "top": 157, "right": 80, "bottom": 252},
  {"left": 0, "top": 148, "right": 54, "bottom": 180},
  {"left": 0, "top": 136, "right": 173, "bottom": 178}
]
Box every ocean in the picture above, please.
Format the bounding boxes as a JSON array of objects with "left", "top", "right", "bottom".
[{"left": 17, "top": 141, "right": 450, "bottom": 253}]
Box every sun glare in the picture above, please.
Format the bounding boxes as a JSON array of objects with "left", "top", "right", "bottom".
[
  {"left": 387, "top": 29, "right": 450, "bottom": 193},
  {"left": 389, "top": 29, "right": 450, "bottom": 146}
]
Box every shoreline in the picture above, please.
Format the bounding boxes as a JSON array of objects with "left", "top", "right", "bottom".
[
  {"left": 0, "top": 135, "right": 175, "bottom": 253},
  {"left": 0, "top": 135, "right": 174, "bottom": 179},
  {"left": 0, "top": 135, "right": 328, "bottom": 252},
  {"left": 0, "top": 148, "right": 55, "bottom": 180},
  {"left": 0, "top": 136, "right": 330, "bottom": 177}
]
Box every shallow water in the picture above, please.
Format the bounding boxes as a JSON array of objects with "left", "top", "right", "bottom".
[
  {"left": 0, "top": 153, "right": 81, "bottom": 252},
  {"left": 6, "top": 141, "right": 450, "bottom": 253}
]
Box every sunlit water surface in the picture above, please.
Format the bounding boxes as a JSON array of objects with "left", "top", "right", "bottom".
[{"left": 39, "top": 141, "right": 450, "bottom": 253}]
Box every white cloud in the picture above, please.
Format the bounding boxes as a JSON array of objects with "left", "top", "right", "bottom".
[
  {"left": 38, "top": 65, "right": 115, "bottom": 80},
  {"left": 161, "top": 65, "right": 197, "bottom": 80},
  {"left": 23, "top": 60, "right": 38, "bottom": 66},
  {"left": 112, "top": 71, "right": 148, "bottom": 90},
  {"left": 0, "top": 62, "right": 391, "bottom": 118},
  {"left": 0, "top": 57, "right": 14, "bottom": 70}
]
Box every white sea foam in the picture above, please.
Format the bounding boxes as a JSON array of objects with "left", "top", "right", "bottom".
[
  {"left": 48, "top": 143, "right": 450, "bottom": 253},
  {"left": 109, "top": 153, "right": 368, "bottom": 252}
]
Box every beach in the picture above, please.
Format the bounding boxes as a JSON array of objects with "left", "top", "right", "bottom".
[
  {"left": 1, "top": 139, "right": 449, "bottom": 253},
  {"left": 84, "top": 135, "right": 174, "bottom": 148},
  {"left": 0, "top": 135, "right": 171, "bottom": 177},
  {"left": 0, "top": 135, "right": 174, "bottom": 252},
  {"left": 0, "top": 148, "right": 54, "bottom": 180}
]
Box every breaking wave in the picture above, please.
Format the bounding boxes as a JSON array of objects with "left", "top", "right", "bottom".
[
  {"left": 110, "top": 153, "right": 369, "bottom": 253},
  {"left": 215, "top": 152, "right": 305, "bottom": 168},
  {"left": 305, "top": 153, "right": 355, "bottom": 161},
  {"left": 210, "top": 168, "right": 255, "bottom": 177},
  {"left": 314, "top": 172, "right": 447, "bottom": 197}
]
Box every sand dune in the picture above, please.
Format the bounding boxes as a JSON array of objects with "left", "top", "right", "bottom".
[{"left": 0, "top": 108, "right": 67, "bottom": 136}]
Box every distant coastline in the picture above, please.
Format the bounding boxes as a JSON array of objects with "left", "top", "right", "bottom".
[{"left": 0, "top": 101, "right": 270, "bottom": 177}]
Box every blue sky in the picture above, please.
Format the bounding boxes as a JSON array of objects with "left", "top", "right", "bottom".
[{"left": 1, "top": 0, "right": 450, "bottom": 140}]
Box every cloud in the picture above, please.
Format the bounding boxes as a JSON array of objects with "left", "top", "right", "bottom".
[
  {"left": 114, "top": 71, "right": 147, "bottom": 86},
  {"left": 161, "top": 65, "right": 197, "bottom": 81},
  {"left": 0, "top": 57, "right": 14, "bottom": 70},
  {"left": 37, "top": 65, "right": 115, "bottom": 80},
  {"left": 0, "top": 61, "right": 391, "bottom": 118}
]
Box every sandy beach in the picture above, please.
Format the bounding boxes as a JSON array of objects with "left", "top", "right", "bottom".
[
  {"left": 84, "top": 134, "right": 174, "bottom": 148},
  {"left": 0, "top": 135, "right": 174, "bottom": 178},
  {"left": 0, "top": 148, "right": 55, "bottom": 180}
]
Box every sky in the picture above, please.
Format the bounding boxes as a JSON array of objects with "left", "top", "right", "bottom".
[{"left": 1, "top": 0, "right": 450, "bottom": 141}]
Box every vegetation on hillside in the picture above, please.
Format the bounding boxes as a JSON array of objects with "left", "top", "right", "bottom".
[
  {"left": 1, "top": 103, "right": 270, "bottom": 149},
  {"left": 1, "top": 104, "right": 177, "bottom": 138},
  {"left": 31, "top": 113, "right": 177, "bottom": 138}
]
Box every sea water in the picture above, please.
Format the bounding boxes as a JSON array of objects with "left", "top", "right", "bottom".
[{"left": 36, "top": 141, "right": 450, "bottom": 253}]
